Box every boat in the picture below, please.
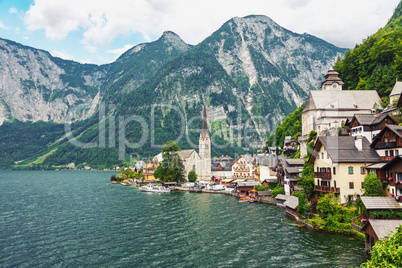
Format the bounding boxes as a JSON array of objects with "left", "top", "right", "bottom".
[
  {"left": 139, "top": 184, "right": 170, "bottom": 193},
  {"left": 121, "top": 181, "right": 135, "bottom": 186},
  {"left": 189, "top": 186, "right": 203, "bottom": 193}
]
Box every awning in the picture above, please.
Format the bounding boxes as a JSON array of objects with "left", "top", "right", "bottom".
[
  {"left": 222, "top": 178, "right": 234, "bottom": 183},
  {"left": 233, "top": 179, "right": 245, "bottom": 183}
]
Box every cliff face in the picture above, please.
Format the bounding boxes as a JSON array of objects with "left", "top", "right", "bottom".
[
  {"left": 0, "top": 38, "right": 107, "bottom": 124},
  {"left": 0, "top": 15, "right": 348, "bottom": 166}
]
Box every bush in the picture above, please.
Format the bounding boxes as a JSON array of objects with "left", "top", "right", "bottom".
[
  {"left": 255, "top": 185, "right": 269, "bottom": 191},
  {"left": 272, "top": 187, "right": 285, "bottom": 198}
]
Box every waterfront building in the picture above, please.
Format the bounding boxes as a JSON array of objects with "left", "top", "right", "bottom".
[
  {"left": 309, "top": 136, "right": 380, "bottom": 204},
  {"left": 300, "top": 69, "right": 382, "bottom": 156},
  {"left": 211, "top": 155, "right": 234, "bottom": 179},
  {"left": 276, "top": 157, "right": 304, "bottom": 195},
  {"left": 362, "top": 219, "right": 402, "bottom": 252},
  {"left": 360, "top": 196, "right": 402, "bottom": 221},
  {"left": 284, "top": 196, "right": 299, "bottom": 219},
  {"left": 231, "top": 155, "right": 256, "bottom": 179},
  {"left": 177, "top": 149, "right": 201, "bottom": 180}
]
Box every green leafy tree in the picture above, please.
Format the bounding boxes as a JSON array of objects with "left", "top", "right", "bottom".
[
  {"left": 317, "top": 193, "right": 340, "bottom": 219},
  {"left": 157, "top": 141, "right": 185, "bottom": 182},
  {"left": 188, "top": 170, "right": 198, "bottom": 182},
  {"left": 362, "top": 225, "right": 402, "bottom": 267},
  {"left": 364, "top": 173, "right": 384, "bottom": 196},
  {"left": 297, "top": 162, "right": 315, "bottom": 200}
]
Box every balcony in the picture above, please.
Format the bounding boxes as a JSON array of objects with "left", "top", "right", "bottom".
[
  {"left": 380, "top": 156, "right": 395, "bottom": 161},
  {"left": 314, "top": 172, "right": 332, "bottom": 180},
  {"left": 314, "top": 185, "right": 340, "bottom": 193},
  {"left": 377, "top": 142, "right": 397, "bottom": 149}
]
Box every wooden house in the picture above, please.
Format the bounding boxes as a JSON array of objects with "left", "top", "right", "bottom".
[
  {"left": 361, "top": 219, "right": 402, "bottom": 252},
  {"left": 284, "top": 196, "right": 299, "bottom": 218},
  {"left": 349, "top": 113, "right": 396, "bottom": 143},
  {"left": 360, "top": 196, "right": 402, "bottom": 220},
  {"left": 309, "top": 136, "right": 380, "bottom": 204},
  {"left": 236, "top": 181, "right": 260, "bottom": 197},
  {"left": 370, "top": 125, "right": 402, "bottom": 162}
]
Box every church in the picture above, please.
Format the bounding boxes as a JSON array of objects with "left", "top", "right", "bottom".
[{"left": 177, "top": 105, "right": 212, "bottom": 181}]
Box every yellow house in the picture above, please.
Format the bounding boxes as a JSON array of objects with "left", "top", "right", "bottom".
[
  {"left": 143, "top": 157, "right": 159, "bottom": 180},
  {"left": 309, "top": 136, "right": 380, "bottom": 204}
]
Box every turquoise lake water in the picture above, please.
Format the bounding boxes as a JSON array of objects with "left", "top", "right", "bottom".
[{"left": 0, "top": 171, "right": 368, "bottom": 267}]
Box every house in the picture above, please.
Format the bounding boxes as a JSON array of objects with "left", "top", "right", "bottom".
[
  {"left": 143, "top": 159, "right": 158, "bottom": 180},
  {"left": 231, "top": 155, "right": 257, "bottom": 180},
  {"left": 300, "top": 69, "right": 382, "bottom": 156},
  {"left": 256, "top": 191, "right": 272, "bottom": 202},
  {"left": 360, "top": 196, "right": 402, "bottom": 220},
  {"left": 276, "top": 157, "right": 304, "bottom": 195},
  {"left": 275, "top": 194, "right": 290, "bottom": 208},
  {"left": 284, "top": 196, "right": 299, "bottom": 218},
  {"left": 349, "top": 113, "right": 396, "bottom": 143},
  {"left": 236, "top": 181, "right": 260, "bottom": 196},
  {"left": 283, "top": 136, "right": 300, "bottom": 156},
  {"left": 370, "top": 125, "right": 402, "bottom": 162},
  {"left": 211, "top": 155, "right": 234, "bottom": 178},
  {"left": 309, "top": 136, "right": 380, "bottom": 204},
  {"left": 361, "top": 219, "right": 402, "bottom": 252},
  {"left": 255, "top": 155, "right": 278, "bottom": 182}
]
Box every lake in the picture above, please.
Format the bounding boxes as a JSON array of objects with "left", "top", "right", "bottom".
[{"left": 0, "top": 171, "right": 368, "bottom": 267}]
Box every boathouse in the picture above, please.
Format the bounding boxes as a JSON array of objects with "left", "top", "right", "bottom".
[{"left": 361, "top": 219, "right": 402, "bottom": 252}]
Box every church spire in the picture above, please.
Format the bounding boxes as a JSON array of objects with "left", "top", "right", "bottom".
[{"left": 202, "top": 104, "right": 208, "bottom": 133}]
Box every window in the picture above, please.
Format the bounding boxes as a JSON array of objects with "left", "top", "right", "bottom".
[
  {"left": 361, "top": 182, "right": 364, "bottom": 189},
  {"left": 321, "top": 153, "right": 324, "bottom": 159},
  {"left": 349, "top": 182, "right": 354, "bottom": 189},
  {"left": 317, "top": 154, "right": 320, "bottom": 159},
  {"left": 334, "top": 180, "right": 336, "bottom": 188},
  {"left": 395, "top": 150, "right": 399, "bottom": 156},
  {"left": 317, "top": 167, "right": 319, "bottom": 172},
  {"left": 333, "top": 167, "right": 336, "bottom": 175},
  {"left": 348, "top": 166, "right": 354, "bottom": 174},
  {"left": 361, "top": 167, "right": 365, "bottom": 174},
  {"left": 327, "top": 153, "right": 329, "bottom": 159},
  {"left": 385, "top": 150, "right": 389, "bottom": 157}
]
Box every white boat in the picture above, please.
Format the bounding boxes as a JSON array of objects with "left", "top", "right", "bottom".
[{"left": 139, "top": 184, "right": 171, "bottom": 193}]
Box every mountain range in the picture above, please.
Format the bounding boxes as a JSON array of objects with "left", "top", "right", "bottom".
[{"left": 0, "top": 15, "right": 347, "bottom": 169}]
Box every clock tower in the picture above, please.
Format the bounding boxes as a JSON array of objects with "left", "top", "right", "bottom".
[{"left": 198, "top": 105, "right": 212, "bottom": 180}]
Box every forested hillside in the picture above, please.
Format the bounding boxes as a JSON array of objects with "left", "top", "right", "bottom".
[{"left": 334, "top": 1, "right": 402, "bottom": 104}]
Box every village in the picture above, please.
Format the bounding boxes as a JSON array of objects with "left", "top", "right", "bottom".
[{"left": 112, "top": 69, "right": 402, "bottom": 254}]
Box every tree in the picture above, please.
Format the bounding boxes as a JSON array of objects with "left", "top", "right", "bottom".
[
  {"left": 298, "top": 162, "right": 315, "bottom": 200},
  {"left": 188, "top": 170, "right": 197, "bottom": 182},
  {"left": 362, "top": 225, "right": 402, "bottom": 267},
  {"left": 363, "top": 173, "right": 384, "bottom": 196},
  {"left": 157, "top": 141, "right": 185, "bottom": 182}
]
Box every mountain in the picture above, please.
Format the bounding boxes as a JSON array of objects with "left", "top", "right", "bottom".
[
  {"left": 0, "top": 15, "right": 347, "bottom": 169},
  {"left": 0, "top": 38, "right": 108, "bottom": 125},
  {"left": 334, "top": 1, "right": 402, "bottom": 103}
]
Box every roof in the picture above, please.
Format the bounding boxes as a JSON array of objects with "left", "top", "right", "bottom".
[
  {"left": 360, "top": 196, "right": 402, "bottom": 210},
  {"left": 177, "top": 149, "right": 197, "bottom": 160},
  {"left": 382, "top": 155, "right": 402, "bottom": 170},
  {"left": 285, "top": 158, "right": 305, "bottom": 166},
  {"left": 257, "top": 191, "right": 272, "bottom": 196},
  {"left": 321, "top": 69, "right": 344, "bottom": 88},
  {"left": 303, "top": 90, "right": 381, "bottom": 113},
  {"left": 211, "top": 161, "right": 232, "bottom": 171},
  {"left": 284, "top": 196, "right": 299, "bottom": 210},
  {"left": 371, "top": 125, "right": 402, "bottom": 148},
  {"left": 351, "top": 113, "right": 396, "bottom": 127},
  {"left": 308, "top": 136, "right": 380, "bottom": 164},
  {"left": 390, "top": 81, "right": 402, "bottom": 97},
  {"left": 201, "top": 104, "right": 209, "bottom": 138},
  {"left": 362, "top": 219, "right": 402, "bottom": 239},
  {"left": 365, "top": 162, "right": 388, "bottom": 169},
  {"left": 285, "top": 167, "right": 302, "bottom": 174},
  {"left": 275, "top": 194, "right": 290, "bottom": 201},
  {"left": 255, "top": 155, "right": 278, "bottom": 168},
  {"left": 237, "top": 181, "right": 261, "bottom": 187}
]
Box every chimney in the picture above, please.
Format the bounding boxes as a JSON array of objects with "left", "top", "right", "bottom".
[{"left": 355, "top": 135, "right": 363, "bottom": 151}]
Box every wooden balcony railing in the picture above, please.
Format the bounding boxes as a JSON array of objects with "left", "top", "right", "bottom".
[
  {"left": 314, "top": 185, "right": 340, "bottom": 193},
  {"left": 380, "top": 156, "right": 395, "bottom": 161},
  {"left": 377, "top": 142, "right": 397, "bottom": 149},
  {"left": 314, "top": 172, "right": 332, "bottom": 180}
]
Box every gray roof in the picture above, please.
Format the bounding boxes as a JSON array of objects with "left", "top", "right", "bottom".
[
  {"left": 255, "top": 155, "right": 278, "bottom": 168},
  {"left": 310, "top": 136, "right": 380, "bottom": 164},
  {"left": 352, "top": 113, "right": 394, "bottom": 126},
  {"left": 211, "top": 161, "right": 232, "bottom": 171},
  {"left": 237, "top": 181, "right": 261, "bottom": 187},
  {"left": 363, "top": 219, "right": 402, "bottom": 239},
  {"left": 303, "top": 90, "right": 381, "bottom": 113},
  {"left": 365, "top": 162, "right": 387, "bottom": 169},
  {"left": 177, "top": 149, "right": 197, "bottom": 160},
  {"left": 360, "top": 196, "right": 402, "bottom": 210},
  {"left": 285, "top": 158, "right": 305, "bottom": 166},
  {"left": 285, "top": 167, "right": 302, "bottom": 174},
  {"left": 390, "top": 81, "right": 402, "bottom": 97},
  {"left": 257, "top": 191, "right": 272, "bottom": 196},
  {"left": 284, "top": 196, "right": 299, "bottom": 210},
  {"left": 275, "top": 194, "right": 290, "bottom": 201}
]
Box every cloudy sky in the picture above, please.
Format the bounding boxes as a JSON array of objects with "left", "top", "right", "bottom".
[{"left": 0, "top": 0, "right": 399, "bottom": 65}]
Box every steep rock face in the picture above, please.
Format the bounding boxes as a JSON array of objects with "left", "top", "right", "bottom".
[
  {"left": 0, "top": 38, "right": 107, "bottom": 124},
  {"left": 117, "top": 15, "right": 347, "bottom": 149}
]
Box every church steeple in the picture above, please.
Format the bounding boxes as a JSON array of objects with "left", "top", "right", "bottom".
[{"left": 201, "top": 104, "right": 208, "bottom": 135}]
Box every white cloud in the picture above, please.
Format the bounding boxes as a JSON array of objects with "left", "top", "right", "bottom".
[
  {"left": 107, "top": 44, "right": 133, "bottom": 56},
  {"left": 9, "top": 7, "right": 18, "bottom": 14},
  {"left": 24, "top": 0, "right": 400, "bottom": 51}
]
